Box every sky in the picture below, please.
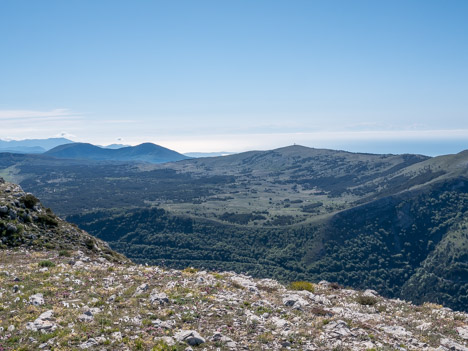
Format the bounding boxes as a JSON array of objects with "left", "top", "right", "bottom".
[{"left": 1, "top": 0, "right": 467, "bottom": 155}]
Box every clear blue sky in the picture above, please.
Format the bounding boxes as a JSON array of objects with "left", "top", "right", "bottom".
[{"left": 1, "top": 0, "right": 467, "bottom": 154}]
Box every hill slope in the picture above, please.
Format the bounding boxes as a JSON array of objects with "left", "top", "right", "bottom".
[
  {"left": 45, "top": 142, "right": 190, "bottom": 163},
  {"left": 0, "top": 177, "right": 125, "bottom": 261}
]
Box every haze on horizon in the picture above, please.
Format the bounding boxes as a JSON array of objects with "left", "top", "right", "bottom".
[{"left": 1, "top": 0, "right": 467, "bottom": 155}]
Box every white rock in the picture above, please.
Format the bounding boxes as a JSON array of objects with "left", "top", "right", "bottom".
[
  {"left": 175, "top": 330, "right": 206, "bottom": 346},
  {"left": 297, "top": 290, "right": 331, "bottom": 305},
  {"left": 133, "top": 283, "right": 149, "bottom": 296},
  {"left": 323, "top": 320, "right": 351, "bottom": 337},
  {"left": 246, "top": 312, "right": 262, "bottom": 325},
  {"left": 95, "top": 336, "right": 107, "bottom": 344},
  {"left": 282, "top": 294, "right": 309, "bottom": 309},
  {"left": 78, "top": 310, "right": 94, "bottom": 322},
  {"left": 152, "top": 319, "right": 175, "bottom": 329},
  {"left": 25, "top": 310, "right": 57, "bottom": 333},
  {"left": 417, "top": 322, "right": 432, "bottom": 331},
  {"left": 149, "top": 290, "right": 169, "bottom": 305},
  {"left": 457, "top": 326, "right": 468, "bottom": 340},
  {"left": 271, "top": 316, "right": 289, "bottom": 329},
  {"left": 231, "top": 275, "right": 259, "bottom": 293},
  {"left": 29, "top": 293, "right": 45, "bottom": 306},
  {"left": 440, "top": 338, "right": 468, "bottom": 351},
  {"left": 381, "top": 325, "right": 412, "bottom": 337},
  {"left": 111, "top": 331, "right": 122, "bottom": 341},
  {"left": 257, "top": 278, "right": 285, "bottom": 292},
  {"left": 79, "top": 338, "right": 98, "bottom": 349},
  {"left": 363, "top": 289, "right": 378, "bottom": 297}
]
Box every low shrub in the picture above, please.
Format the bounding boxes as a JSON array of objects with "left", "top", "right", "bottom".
[
  {"left": 59, "top": 250, "right": 71, "bottom": 257},
  {"left": 183, "top": 267, "right": 198, "bottom": 274},
  {"left": 38, "top": 260, "right": 55, "bottom": 268},
  {"left": 20, "top": 194, "right": 39, "bottom": 209},
  {"left": 289, "top": 281, "right": 315, "bottom": 293},
  {"left": 356, "top": 294, "right": 377, "bottom": 306},
  {"left": 36, "top": 214, "right": 58, "bottom": 227}
]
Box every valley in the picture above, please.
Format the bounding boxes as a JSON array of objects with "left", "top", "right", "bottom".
[
  {"left": 0, "top": 145, "right": 467, "bottom": 312},
  {"left": 1, "top": 177, "right": 468, "bottom": 351}
]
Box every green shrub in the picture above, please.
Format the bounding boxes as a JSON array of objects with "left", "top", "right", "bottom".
[
  {"left": 36, "top": 214, "right": 58, "bottom": 227},
  {"left": 183, "top": 267, "right": 198, "bottom": 274},
  {"left": 134, "top": 338, "right": 144, "bottom": 350},
  {"left": 151, "top": 340, "right": 178, "bottom": 351},
  {"left": 38, "top": 260, "right": 55, "bottom": 268},
  {"left": 59, "top": 250, "right": 71, "bottom": 257},
  {"left": 289, "top": 281, "right": 315, "bottom": 293},
  {"left": 85, "top": 238, "right": 95, "bottom": 250},
  {"left": 20, "top": 194, "right": 39, "bottom": 209},
  {"left": 356, "top": 294, "right": 377, "bottom": 306},
  {"left": 44, "top": 242, "right": 56, "bottom": 249}
]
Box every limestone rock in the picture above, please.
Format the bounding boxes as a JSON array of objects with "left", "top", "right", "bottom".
[
  {"left": 25, "top": 310, "right": 57, "bottom": 333},
  {"left": 79, "top": 338, "right": 98, "bottom": 349},
  {"left": 282, "top": 294, "right": 309, "bottom": 309},
  {"left": 458, "top": 326, "right": 468, "bottom": 340},
  {"left": 440, "top": 338, "right": 468, "bottom": 351},
  {"left": 29, "top": 293, "right": 45, "bottom": 306},
  {"left": 149, "top": 289, "right": 169, "bottom": 305},
  {"left": 134, "top": 283, "right": 149, "bottom": 296},
  {"left": 175, "top": 330, "right": 206, "bottom": 346}
]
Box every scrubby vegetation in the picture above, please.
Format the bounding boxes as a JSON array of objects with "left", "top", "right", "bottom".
[
  {"left": 289, "top": 281, "right": 315, "bottom": 292},
  {"left": 356, "top": 294, "right": 378, "bottom": 306},
  {"left": 19, "top": 194, "right": 39, "bottom": 209}
]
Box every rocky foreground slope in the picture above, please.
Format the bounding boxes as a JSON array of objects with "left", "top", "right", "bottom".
[
  {"left": 1, "top": 179, "right": 468, "bottom": 350},
  {"left": 0, "top": 178, "right": 125, "bottom": 262}
]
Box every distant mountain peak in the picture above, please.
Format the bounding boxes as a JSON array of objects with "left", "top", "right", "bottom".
[{"left": 44, "top": 142, "right": 189, "bottom": 164}]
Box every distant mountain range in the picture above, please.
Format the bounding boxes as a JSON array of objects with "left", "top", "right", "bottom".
[
  {"left": 44, "top": 142, "right": 190, "bottom": 163},
  {"left": 0, "top": 137, "right": 73, "bottom": 153},
  {"left": 0, "top": 138, "right": 232, "bottom": 161}
]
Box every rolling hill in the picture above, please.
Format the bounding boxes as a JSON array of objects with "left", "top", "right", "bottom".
[{"left": 44, "top": 142, "right": 190, "bottom": 163}]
